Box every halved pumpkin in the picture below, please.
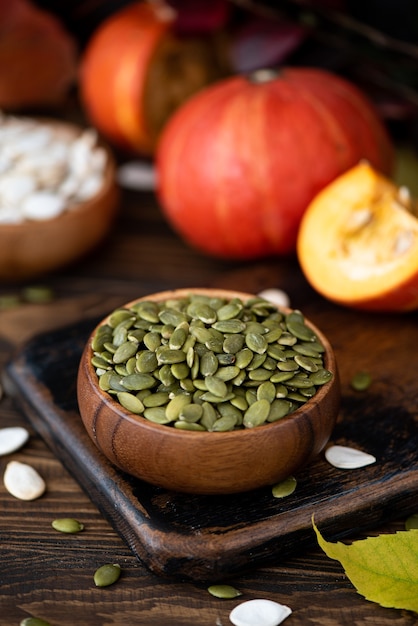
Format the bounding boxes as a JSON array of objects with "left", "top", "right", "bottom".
[{"left": 297, "top": 161, "right": 418, "bottom": 312}]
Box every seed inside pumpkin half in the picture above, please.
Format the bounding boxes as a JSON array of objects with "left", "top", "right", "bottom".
[{"left": 297, "top": 162, "right": 418, "bottom": 312}]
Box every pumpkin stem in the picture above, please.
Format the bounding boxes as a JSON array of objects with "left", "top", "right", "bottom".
[{"left": 248, "top": 68, "right": 279, "bottom": 84}]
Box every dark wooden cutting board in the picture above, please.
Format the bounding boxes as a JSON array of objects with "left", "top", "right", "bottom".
[{"left": 5, "top": 303, "right": 418, "bottom": 582}]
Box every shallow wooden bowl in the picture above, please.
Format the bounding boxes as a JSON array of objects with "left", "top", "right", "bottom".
[
  {"left": 0, "top": 120, "right": 119, "bottom": 281},
  {"left": 77, "top": 288, "right": 340, "bottom": 495}
]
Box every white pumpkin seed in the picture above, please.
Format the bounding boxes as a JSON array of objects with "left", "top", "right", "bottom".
[
  {"left": 257, "top": 289, "right": 290, "bottom": 309},
  {"left": 0, "top": 113, "right": 108, "bottom": 223},
  {"left": 0, "top": 426, "right": 30, "bottom": 456},
  {"left": 3, "top": 460, "right": 46, "bottom": 500},
  {"left": 325, "top": 445, "right": 376, "bottom": 469},
  {"left": 117, "top": 160, "right": 157, "bottom": 190},
  {"left": 229, "top": 599, "right": 292, "bottom": 626}
]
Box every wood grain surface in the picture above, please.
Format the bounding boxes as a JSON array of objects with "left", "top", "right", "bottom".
[{"left": 1, "top": 114, "right": 417, "bottom": 624}]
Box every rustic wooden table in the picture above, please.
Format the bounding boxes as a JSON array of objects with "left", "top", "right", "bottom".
[{"left": 0, "top": 135, "right": 417, "bottom": 625}]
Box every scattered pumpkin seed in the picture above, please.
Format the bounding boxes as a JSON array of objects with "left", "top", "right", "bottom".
[
  {"left": 405, "top": 514, "right": 418, "bottom": 530},
  {"left": 52, "top": 518, "right": 84, "bottom": 534},
  {"left": 93, "top": 563, "right": 121, "bottom": 587},
  {"left": 0, "top": 294, "right": 21, "bottom": 309},
  {"left": 229, "top": 599, "right": 292, "bottom": 626},
  {"left": 207, "top": 584, "right": 242, "bottom": 599},
  {"left": 350, "top": 370, "right": 372, "bottom": 391},
  {"left": 272, "top": 476, "right": 297, "bottom": 498},
  {"left": 325, "top": 445, "right": 376, "bottom": 469},
  {"left": 21, "top": 285, "right": 55, "bottom": 304},
  {"left": 3, "top": 460, "right": 46, "bottom": 500},
  {"left": 20, "top": 618, "right": 52, "bottom": 626},
  {"left": 91, "top": 294, "right": 332, "bottom": 431},
  {"left": 0, "top": 426, "right": 29, "bottom": 456}
]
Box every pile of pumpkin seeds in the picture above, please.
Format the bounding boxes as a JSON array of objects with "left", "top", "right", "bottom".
[{"left": 91, "top": 294, "right": 332, "bottom": 431}]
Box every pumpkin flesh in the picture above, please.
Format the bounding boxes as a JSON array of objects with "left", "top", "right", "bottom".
[{"left": 297, "top": 162, "right": 418, "bottom": 311}]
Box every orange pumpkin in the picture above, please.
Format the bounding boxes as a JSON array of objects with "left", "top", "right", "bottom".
[
  {"left": 297, "top": 162, "right": 418, "bottom": 312},
  {"left": 79, "top": 1, "right": 229, "bottom": 156},
  {"left": 156, "top": 67, "right": 394, "bottom": 259}
]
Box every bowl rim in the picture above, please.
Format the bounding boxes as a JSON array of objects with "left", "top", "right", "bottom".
[{"left": 80, "top": 287, "right": 339, "bottom": 441}]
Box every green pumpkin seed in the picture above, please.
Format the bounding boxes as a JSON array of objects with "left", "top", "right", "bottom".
[
  {"left": 405, "top": 513, "right": 418, "bottom": 530},
  {"left": 235, "top": 347, "right": 254, "bottom": 369},
  {"left": 113, "top": 341, "right": 138, "bottom": 363},
  {"left": 264, "top": 326, "right": 283, "bottom": 343},
  {"left": 267, "top": 399, "right": 292, "bottom": 421},
  {"left": 277, "top": 360, "right": 299, "bottom": 372},
  {"left": 243, "top": 399, "right": 271, "bottom": 428},
  {"left": 144, "top": 406, "right": 172, "bottom": 424},
  {"left": 257, "top": 381, "right": 276, "bottom": 403},
  {"left": 165, "top": 393, "right": 192, "bottom": 420},
  {"left": 94, "top": 563, "right": 121, "bottom": 587},
  {"left": 108, "top": 375, "right": 126, "bottom": 392},
  {"left": 193, "top": 303, "right": 217, "bottom": 324},
  {"left": 294, "top": 355, "right": 319, "bottom": 373},
  {"left": 229, "top": 395, "right": 248, "bottom": 414},
  {"left": 132, "top": 300, "right": 160, "bottom": 323},
  {"left": 92, "top": 355, "right": 112, "bottom": 370},
  {"left": 200, "top": 351, "right": 218, "bottom": 376},
  {"left": 207, "top": 584, "right": 242, "bottom": 599},
  {"left": 108, "top": 308, "right": 134, "bottom": 327},
  {"left": 247, "top": 353, "right": 267, "bottom": 370},
  {"left": 223, "top": 333, "right": 245, "bottom": 354},
  {"left": 52, "top": 518, "right": 84, "bottom": 533},
  {"left": 287, "top": 391, "right": 306, "bottom": 402},
  {"left": 179, "top": 403, "right": 203, "bottom": 422},
  {"left": 159, "top": 364, "right": 176, "bottom": 386},
  {"left": 274, "top": 384, "right": 288, "bottom": 398},
  {"left": 266, "top": 344, "right": 287, "bottom": 361},
  {"left": 200, "top": 391, "right": 235, "bottom": 403},
  {"left": 143, "top": 391, "right": 170, "bottom": 407},
  {"left": 212, "top": 319, "right": 246, "bottom": 334},
  {"left": 272, "top": 476, "right": 297, "bottom": 498},
  {"left": 205, "top": 375, "right": 228, "bottom": 398},
  {"left": 156, "top": 347, "right": 187, "bottom": 365},
  {"left": 309, "top": 369, "right": 333, "bottom": 385},
  {"left": 20, "top": 619, "right": 52, "bottom": 626},
  {"left": 117, "top": 392, "right": 145, "bottom": 414},
  {"left": 143, "top": 331, "right": 161, "bottom": 351},
  {"left": 136, "top": 350, "right": 158, "bottom": 373},
  {"left": 293, "top": 342, "right": 323, "bottom": 357},
  {"left": 122, "top": 373, "right": 156, "bottom": 391},
  {"left": 217, "top": 353, "right": 236, "bottom": 365},
  {"left": 245, "top": 332, "right": 268, "bottom": 354},
  {"left": 248, "top": 368, "right": 271, "bottom": 381},
  {"left": 215, "top": 365, "right": 240, "bottom": 381},
  {"left": 277, "top": 331, "right": 298, "bottom": 346},
  {"left": 350, "top": 370, "right": 372, "bottom": 391},
  {"left": 200, "top": 402, "right": 217, "bottom": 430},
  {"left": 216, "top": 301, "right": 243, "bottom": 320},
  {"left": 174, "top": 420, "right": 206, "bottom": 431},
  {"left": 171, "top": 362, "right": 189, "bottom": 380},
  {"left": 212, "top": 414, "right": 238, "bottom": 432}
]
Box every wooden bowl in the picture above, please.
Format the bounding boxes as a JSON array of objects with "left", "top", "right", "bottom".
[
  {"left": 0, "top": 120, "right": 119, "bottom": 281},
  {"left": 77, "top": 289, "right": 340, "bottom": 494}
]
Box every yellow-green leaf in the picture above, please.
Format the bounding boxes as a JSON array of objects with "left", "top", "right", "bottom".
[{"left": 313, "top": 519, "right": 418, "bottom": 613}]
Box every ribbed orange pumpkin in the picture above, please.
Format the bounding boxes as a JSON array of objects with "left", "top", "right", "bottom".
[{"left": 156, "top": 67, "right": 394, "bottom": 259}]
